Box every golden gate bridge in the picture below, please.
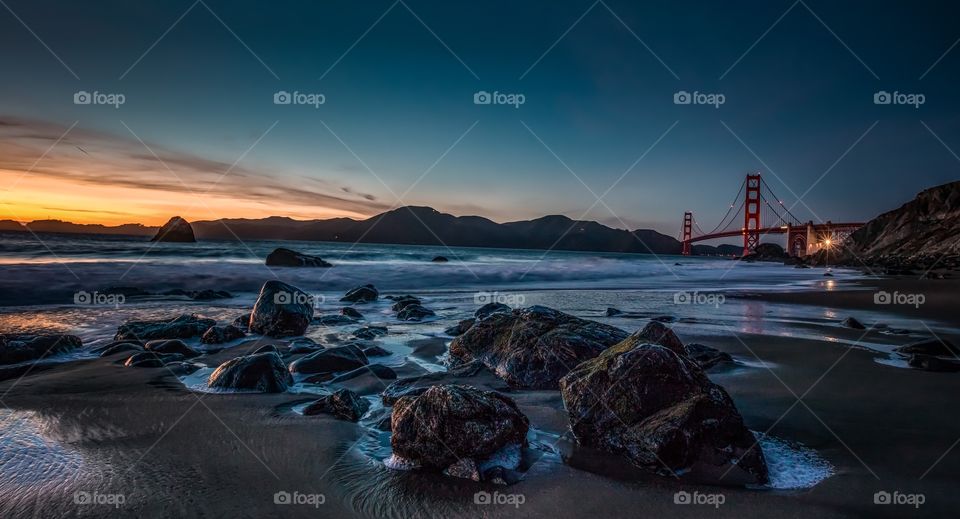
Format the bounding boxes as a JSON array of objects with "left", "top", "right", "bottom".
[{"left": 680, "top": 173, "right": 864, "bottom": 257}]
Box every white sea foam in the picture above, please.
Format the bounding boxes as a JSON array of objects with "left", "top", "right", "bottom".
[{"left": 757, "top": 433, "right": 834, "bottom": 489}]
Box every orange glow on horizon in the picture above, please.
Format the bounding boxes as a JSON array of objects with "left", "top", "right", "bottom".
[{"left": 0, "top": 170, "right": 373, "bottom": 226}]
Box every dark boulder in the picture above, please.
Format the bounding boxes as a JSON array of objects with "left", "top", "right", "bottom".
[
  {"left": 444, "top": 319, "right": 475, "bottom": 336},
  {"left": 390, "top": 384, "right": 529, "bottom": 471},
  {"left": 341, "top": 284, "right": 378, "bottom": 303},
  {"left": 249, "top": 281, "right": 314, "bottom": 338},
  {"left": 559, "top": 342, "right": 768, "bottom": 485},
  {"left": 232, "top": 314, "right": 251, "bottom": 332},
  {"left": 841, "top": 317, "right": 866, "bottom": 330},
  {"left": 632, "top": 321, "right": 686, "bottom": 356},
  {"left": 331, "top": 364, "right": 397, "bottom": 383},
  {"left": 605, "top": 307, "right": 624, "bottom": 316},
  {"left": 449, "top": 306, "right": 628, "bottom": 389},
  {"left": 303, "top": 389, "right": 369, "bottom": 421},
  {"left": 432, "top": 256, "right": 449, "bottom": 263},
  {"left": 685, "top": 343, "right": 735, "bottom": 370},
  {"left": 895, "top": 338, "right": 960, "bottom": 356},
  {"left": 201, "top": 325, "right": 246, "bottom": 344},
  {"left": 144, "top": 339, "right": 201, "bottom": 358},
  {"left": 475, "top": 302, "right": 511, "bottom": 320},
  {"left": 288, "top": 345, "right": 368, "bottom": 375},
  {"left": 115, "top": 314, "right": 215, "bottom": 341},
  {"left": 353, "top": 326, "right": 388, "bottom": 340},
  {"left": 0, "top": 334, "right": 82, "bottom": 365},
  {"left": 390, "top": 295, "right": 421, "bottom": 312},
  {"left": 397, "top": 304, "right": 435, "bottom": 321},
  {"left": 208, "top": 352, "right": 292, "bottom": 392},
  {"left": 265, "top": 247, "right": 332, "bottom": 267},
  {"left": 908, "top": 354, "right": 960, "bottom": 372},
  {"left": 124, "top": 351, "right": 184, "bottom": 368},
  {"left": 150, "top": 216, "right": 195, "bottom": 243},
  {"left": 340, "top": 307, "right": 363, "bottom": 319}
]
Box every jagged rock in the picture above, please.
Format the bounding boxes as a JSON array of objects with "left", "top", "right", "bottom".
[
  {"left": 249, "top": 281, "right": 314, "bottom": 338},
  {"left": 895, "top": 338, "right": 960, "bottom": 356},
  {"left": 265, "top": 247, "right": 332, "bottom": 267},
  {"left": 150, "top": 216, "right": 195, "bottom": 242},
  {"left": 288, "top": 345, "right": 368, "bottom": 374},
  {"left": 390, "top": 295, "right": 421, "bottom": 312},
  {"left": 341, "top": 284, "right": 378, "bottom": 303},
  {"left": 475, "top": 302, "right": 511, "bottom": 320},
  {"left": 340, "top": 307, "right": 363, "bottom": 319},
  {"left": 331, "top": 364, "right": 397, "bottom": 383},
  {"left": 685, "top": 343, "right": 735, "bottom": 370},
  {"left": 115, "top": 314, "right": 215, "bottom": 341},
  {"left": 449, "top": 306, "right": 628, "bottom": 389},
  {"left": 560, "top": 342, "right": 768, "bottom": 485},
  {"left": 397, "top": 304, "right": 435, "bottom": 321},
  {"left": 632, "top": 321, "right": 686, "bottom": 356},
  {"left": 144, "top": 339, "right": 201, "bottom": 358},
  {"left": 353, "top": 326, "right": 388, "bottom": 340},
  {"left": 841, "top": 317, "right": 866, "bottom": 330},
  {"left": 444, "top": 319, "right": 475, "bottom": 336},
  {"left": 432, "top": 256, "right": 449, "bottom": 263},
  {"left": 124, "top": 351, "right": 184, "bottom": 368},
  {"left": 390, "top": 384, "right": 529, "bottom": 470},
  {"left": 201, "top": 325, "right": 246, "bottom": 344},
  {"left": 908, "top": 354, "right": 960, "bottom": 372},
  {"left": 0, "top": 334, "right": 82, "bottom": 365},
  {"left": 208, "top": 352, "right": 292, "bottom": 392},
  {"left": 303, "top": 389, "right": 370, "bottom": 421}
]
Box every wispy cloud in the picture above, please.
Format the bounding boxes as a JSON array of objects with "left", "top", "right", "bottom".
[{"left": 0, "top": 116, "right": 389, "bottom": 218}]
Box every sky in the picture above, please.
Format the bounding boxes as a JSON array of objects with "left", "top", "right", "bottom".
[{"left": 0, "top": 0, "right": 958, "bottom": 236}]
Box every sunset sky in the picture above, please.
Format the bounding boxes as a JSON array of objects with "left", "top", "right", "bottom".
[{"left": 1, "top": 0, "right": 959, "bottom": 232}]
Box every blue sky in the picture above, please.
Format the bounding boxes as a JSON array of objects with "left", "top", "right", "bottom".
[{"left": 1, "top": 0, "right": 958, "bottom": 234}]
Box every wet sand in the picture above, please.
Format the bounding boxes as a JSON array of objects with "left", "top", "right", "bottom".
[{"left": 2, "top": 278, "right": 959, "bottom": 518}]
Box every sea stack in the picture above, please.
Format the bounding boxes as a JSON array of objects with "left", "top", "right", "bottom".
[{"left": 150, "top": 216, "right": 196, "bottom": 242}]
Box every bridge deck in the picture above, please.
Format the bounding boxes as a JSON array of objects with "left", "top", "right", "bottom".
[{"left": 688, "top": 222, "right": 864, "bottom": 243}]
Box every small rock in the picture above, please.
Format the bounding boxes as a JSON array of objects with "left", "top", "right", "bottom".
[
  {"left": 331, "top": 364, "right": 397, "bottom": 383},
  {"left": 397, "top": 304, "right": 435, "bottom": 321},
  {"left": 312, "top": 315, "right": 356, "bottom": 326},
  {"left": 144, "top": 339, "right": 201, "bottom": 358},
  {"left": 208, "top": 352, "right": 292, "bottom": 392},
  {"left": 288, "top": 345, "right": 368, "bottom": 374},
  {"left": 353, "top": 326, "right": 388, "bottom": 340},
  {"left": 341, "top": 284, "right": 378, "bottom": 303},
  {"left": 685, "top": 343, "right": 735, "bottom": 370},
  {"left": 841, "top": 317, "right": 866, "bottom": 330},
  {"left": 124, "top": 351, "right": 184, "bottom": 368},
  {"left": 432, "top": 256, "right": 449, "bottom": 263},
  {"left": 895, "top": 339, "right": 960, "bottom": 356},
  {"left": 340, "top": 307, "right": 363, "bottom": 319},
  {"left": 605, "top": 307, "right": 624, "bottom": 316},
  {"left": 303, "top": 389, "right": 369, "bottom": 421},
  {"left": 391, "top": 295, "right": 422, "bottom": 312},
  {"left": 115, "top": 314, "right": 215, "bottom": 341},
  {"left": 265, "top": 247, "right": 332, "bottom": 267},
  {"left": 201, "top": 325, "right": 246, "bottom": 344}
]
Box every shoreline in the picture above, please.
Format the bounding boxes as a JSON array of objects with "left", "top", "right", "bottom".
[{"left": 0, "top": 271, "right": 957, "bottom": 517}]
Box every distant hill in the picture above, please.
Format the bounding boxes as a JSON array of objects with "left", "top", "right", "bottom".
[{"left": 0, "top": 207, "right": 741, "bottom": 256}]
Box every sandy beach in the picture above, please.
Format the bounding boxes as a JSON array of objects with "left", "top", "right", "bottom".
[{"left": 1, "top": 270, "right": 957, "bottom": 518}]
